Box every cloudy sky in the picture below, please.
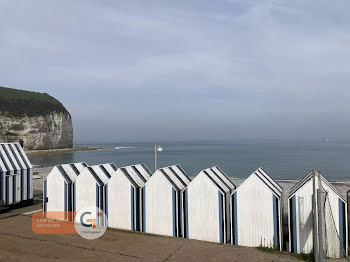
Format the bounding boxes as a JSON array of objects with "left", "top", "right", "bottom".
[{"left": 1, "top": 0, "right": 349, "bottom": 143}]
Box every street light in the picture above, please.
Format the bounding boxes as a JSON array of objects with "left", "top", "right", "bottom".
[{"left": 154, "top": 145, "right": 163, "bottom": 172}]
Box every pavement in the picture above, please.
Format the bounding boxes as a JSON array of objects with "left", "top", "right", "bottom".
[{"left": 0, "top": 212, "right": 300, "bottom": 262}]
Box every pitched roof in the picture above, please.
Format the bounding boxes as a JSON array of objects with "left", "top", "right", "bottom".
[
  {"left": 0, "top": 144, "right": 14, "bottom": 172},
  {"left": 156, "top": 164, "right": 191, "bottom": 191},
  {"left": 49, "top": 162, "right": 87, "bottom": 184},
  {"left": 289, "top": 169, "right": 345, "bottom": 201},
  {"left": 88, "top": 163, "right": 115, "bottom": 186},
  {"left": 198, "top": 166, "right": 235, "bottom": 194},
  {"left": 14, "top": 142, "right": 32, "bottom": 169},
  {"left": 120, "top": 163, "right": 152, "bottom": 188},
  {"left": 234, "top": 167, "right": 282, "bottom": 197}
]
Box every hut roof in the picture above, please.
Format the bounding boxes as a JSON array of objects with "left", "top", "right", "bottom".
[
  {"left": 233, "top": 167, "right": 282, "bottom": 197},
  {"left": 0, "top": 144, "right": 14, "bottom": 172},
  {"left": 13, "top": 142, "right": 32, "bottom": 169},
  {"left": 52, "top": 162, "right": 87, "bottom": 184},
  {"left": 157, "top": 164, "right": 191, "bottom": 191},
  {"left": 120, "top": 163, "right": 152, "bottom": 188},
  {"left": 88, "top": 163, "right": 115, "bottom": 186},
  {"left": 288, "top": 169, "right": 345, "bottom": 201},
  {"left": 7, "top": 143, "right": 26, "bottom": 170},
  {"left": 198, "top": 166, "right": 235, "bottom": 194}
]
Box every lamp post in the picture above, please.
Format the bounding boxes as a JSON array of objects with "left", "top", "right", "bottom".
[{"left": 154, "top": 145, "right": 163, "bottom": 172}]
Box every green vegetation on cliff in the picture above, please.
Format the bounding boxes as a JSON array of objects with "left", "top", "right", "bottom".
[{"left": 0, "top": 86, "right": 69, "bottom": 117}]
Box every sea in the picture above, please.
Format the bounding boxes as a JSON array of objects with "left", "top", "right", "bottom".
[{"left": 28, "top": 139, "right": 350, "bottom": 181}]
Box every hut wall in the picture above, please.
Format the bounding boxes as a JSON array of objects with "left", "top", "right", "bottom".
[
  {"left": 45, "top": 170, "right": 66, "bottom": 219},
  {"left": 107, "top": 172, "right": 133, "bottom": 230},
  {"left": 289, "top": 178, "right": 347, "bottom": 257},
  {"left": 187, "top": 173, "right": 223, "bottom": 243},
  {"left": 75, "top": 172, "right": 99, "bottom": 212},
  {"left": 233, "top": 174, "right": 279, "bottom": 248},
  {"left": 144, "top": 173, "right": 174, "bottom": 237}
]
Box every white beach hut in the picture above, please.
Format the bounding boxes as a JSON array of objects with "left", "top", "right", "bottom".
[
  {"left": 7, "top": 143, "right": 30, "bottom": 202},
  {"left": 0, "top": 152, "right": 8, "bottom": 206},
  {"left": 144, "top": 164, "right": 191, "bottom": 237},
  {"left": 288, "top": 170, "right": 347, "bottom": 258},
  {"left": 231, "top": 168, "right": 283, "bottom": 249},
  {"left": 0, "top": 143, "right": 20, "bottom": 205},
  {"left": 108, "top": 164, "right": 152, "bottom": 231},
  {"left": 43, "top": 162, "right": 88, "bottom": 219},
  {"left": 75, "top": 163, "right": 116, "bottom": 225},
  {"left": 186, "top": 166, "right": 235, "bottom": 244},
  {"left": 12, "top": 142, "right": 33, "bottom": 200}
]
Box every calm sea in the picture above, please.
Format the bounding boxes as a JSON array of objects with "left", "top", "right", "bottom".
[{"left": 29, "top": 140, "right": 350, "bottom": 181}]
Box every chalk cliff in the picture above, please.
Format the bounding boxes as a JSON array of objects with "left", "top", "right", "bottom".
[{"left": 0, "top": 86, "right": 73, "bottom": 150}]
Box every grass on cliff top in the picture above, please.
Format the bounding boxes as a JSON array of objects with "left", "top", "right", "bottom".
[{"left": 0, "top": 86, "right": 69, "bottom": 117}]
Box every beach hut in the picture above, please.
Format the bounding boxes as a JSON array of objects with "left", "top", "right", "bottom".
[
  {"left": 75, "top": 163, "right": 116, "bottom": 225},
  {"left": 0, "top": 151, "right": 8, "bottom": 206},
  {"left": 107, "top": 164, "right": 152, "bottom": 231},
  {"left": 186, "top": 166, "right": 235, "bottom": 244},
  {"left": 13, "top": 142, "right": 33, "bottom": 201},
  {"left": 43, "top": 162, "right": 88, "bottom": 219},
  {"left": 231, "top": 168, "right": 283, "bottom": 249},
  {"left": 144, "top": 164, "right": 191, "bottom": 237},
  {"left": 0, "top": 143, "right": 22, "bottom": 205},
  {"left": 288, "top": 170, "right": 347, "bottom": 258}
]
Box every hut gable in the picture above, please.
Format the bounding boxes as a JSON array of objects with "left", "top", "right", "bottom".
[
  {"left": 234, "top": 168, "right": 282, "bottom": 197},
  {"left": 197, "top": 166, "right": 234, "bottom": 194},
  {"left": 0, "top": 145, "right": 14, "bottom": 172}
]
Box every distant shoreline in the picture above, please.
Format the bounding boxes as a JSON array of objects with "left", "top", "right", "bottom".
[{"left": 25, "top": 147, "right": 101, "bottom": 157}]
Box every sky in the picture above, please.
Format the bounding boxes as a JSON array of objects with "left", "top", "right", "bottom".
[{"left": 1, "top": 0, "right": 350, "bottom": 143}]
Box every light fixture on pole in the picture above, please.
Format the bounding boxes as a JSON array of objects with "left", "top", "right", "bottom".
[{"left": 154, "top": 145, "right": 163, "bottom": 172}]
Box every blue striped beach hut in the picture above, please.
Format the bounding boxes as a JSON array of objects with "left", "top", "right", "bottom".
[
  {"left": 75, "top": 163, "right": 116, "bottom": 225},
  {"left": 43, "top": 162, "right": 87, "bottom": 220},
  {"left": 186, "top": 166, "right": 235, "bottom": 244},
  {"left": 231, "top": 168, "right": 282, "bottom": 249},
  {"left": 288, "top": 170, "right": 347, "bottom": 258},
  {"left": 144, "top": 165, "right": 191, "bottom": 237},
  {"left": 107, "top": 164, "right": 152, "bottom": 231}
]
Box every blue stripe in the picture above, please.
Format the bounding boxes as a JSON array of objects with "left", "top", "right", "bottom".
[
  {"left": 233, "top": 192, "right": 238, "bottom": 245},
  {"left": 105, "top": 184, "right": 108, "bottom": 219},
  {"left": 67, "top": 184, "right": 72, "bottom": 212},
  {"left": 142, "top": 186, "right": 146, "bottom": 232},
  {"left": 73, "top": 183, "right": 76, "bottom": 212},
  {"left": 292, "top": 196, "right": 297, "bottom": 253},
  {"left": 6, "top": 176, "right": 9, "bottom": 204},
  {"left": 339, "top": 199, "right": 344, "bottom": 257},
  {"left": 21, "top": 170, "right": 24, "bottom": 201},
  {"left": 131, "top": 186, "right": 134, "bottom": 230},
  {"left": 27, "top": 169, "right": 31, "bottom": 199},
  {"left": 13, "top": 175, "right": 16, "bottom": 203},
  {"left": 96, "top": 184, "right": 99, "bottom": 226},
  {"left": 64, "top": 182, "right": 67, "bottom": 212},
  {"left": 44, "top": 180, "right": 47, "bottom": 212},
  {"left": 184, "top": 189, "right": 189, "bottom": 238},
  {"left": 218, "top": 191, "right": 223, "bottom": 244},
  {"left": 0, "top": 170, "right": 3, "bottom": 200},
  {"left": 135, "top": 188, "right": 139, "bottom": 231},
  {"left": 273, "top": 195, "right": 278, "bottom": 248},
  {"left": 172, "top": 189, "right": 176, "bottom": 237}
]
